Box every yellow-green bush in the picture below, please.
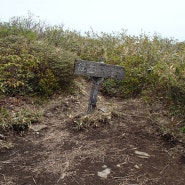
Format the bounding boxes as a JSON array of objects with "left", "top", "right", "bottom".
[
  {"left": 0, "top": 106, "right": 41, "bottom": 132},
  {"left": 0, "top": 15, "right": 184, "bottom": 119},
  {"left": 45, "top": 27, "right": 185, "bottom": 118},
  {"left": 0, "top": 35, "right": 76, "bottom": 96},
  {"left": 153, "top": 57, "right": 185, "bottom": 117}
]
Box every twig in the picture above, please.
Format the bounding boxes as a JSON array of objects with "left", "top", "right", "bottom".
[
  {"left": 0, "top": 173, "right": 6, "bottom": 181},
  {"left": 72, "top": 177, "right": 80, "bottom": 184},
  {"left": 32, "top": 177, "right": 37, "bottom": 185},
  {"left": 57, "top": 161, "right": 70, "bottom": 183},
  {"left": 160, "top": 164, "right": 169, "bottom": 174}
]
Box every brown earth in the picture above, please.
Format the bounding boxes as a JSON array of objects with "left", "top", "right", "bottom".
[{"left": 0, "top": 79, "right": 185, "bottom": 185}]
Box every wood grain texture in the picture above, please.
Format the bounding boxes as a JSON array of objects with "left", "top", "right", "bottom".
[{"left": 74, "top": 60, "right": 125, "bottom": 80}]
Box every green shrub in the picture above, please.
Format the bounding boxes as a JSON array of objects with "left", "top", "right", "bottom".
[
  {"left": 0, "top": 21, "right": 38, "bottom": 41},
  {"left": 0, "top": 106, "right": 41, "bottom": 132},
  {"left": 0, "top": 12, "right": 47, "bottom": 41},
  {"left": 0, "top": 15, "right": 185, "bottom": 119},
  {"left": 153, "top": 58, "right": 185, "bottom": 118},
  {"left": 0, "top": 35, "right": 76, "bottom": 96}
]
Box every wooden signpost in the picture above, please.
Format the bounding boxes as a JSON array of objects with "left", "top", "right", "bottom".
[{"left": 74, "top": 58, "right": 125, "bottom": 113}]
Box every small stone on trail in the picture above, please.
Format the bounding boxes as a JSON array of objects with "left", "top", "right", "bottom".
[
  {"left": 134, "top": 164, "right": 140, "bottom": 169},
  {"left": 69, "top": 114, "right": 72, "bottom": 118},
  {"left": 97, "top": 168, "right": 111, "bottom": 179},
  {"left": 0, "top": 134, "right": 6, "bottom": 140},
  {"left": 29, "top": 124, "right": 48, "bottom": 132}
]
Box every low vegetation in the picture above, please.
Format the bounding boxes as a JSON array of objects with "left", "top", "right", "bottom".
[
  {"left": 0, "top": 106, "right": 41, "bottom": 133},
  {"left": 0, "top": 14, "right": 184, "bottom": 133}
]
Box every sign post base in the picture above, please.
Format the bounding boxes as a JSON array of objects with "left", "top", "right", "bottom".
[
  {"left": 74, "top": 58, "right": 125, "bottom": 114},
  {"left": 87, "top": 77, "right": 104, "bottom": 113}
]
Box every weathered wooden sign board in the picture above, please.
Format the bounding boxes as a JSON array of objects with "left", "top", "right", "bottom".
[
  {"left": 74, "top": 59, "right": 125, "bottom": 113},
  {"left": 74, "top": 60, "right": 125, "bottom": 79}
]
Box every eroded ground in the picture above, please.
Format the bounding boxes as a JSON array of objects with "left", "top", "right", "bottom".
[{"left": 0, "top": 79, "right": 185, "bottom": 185}]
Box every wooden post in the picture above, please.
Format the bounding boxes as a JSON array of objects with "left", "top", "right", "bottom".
[
  {"left": 87, "top": 76, "right": 104, "bottom": 113},
  {"left": 74, "top": 58, "right": 125, "bottom": 113}
]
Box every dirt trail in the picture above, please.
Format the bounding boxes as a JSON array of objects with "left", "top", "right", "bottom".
[{"left": 0, "top": 79, "right": 185, "bottom": 185}]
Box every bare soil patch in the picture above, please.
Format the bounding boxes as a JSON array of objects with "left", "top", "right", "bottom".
[{"left": 0, "top": 79, "right": 185, "bottom": 185}]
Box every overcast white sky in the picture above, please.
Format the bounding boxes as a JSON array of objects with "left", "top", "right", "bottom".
[{"left": 0, "top": 0, "right": 185, "bottom": 41}]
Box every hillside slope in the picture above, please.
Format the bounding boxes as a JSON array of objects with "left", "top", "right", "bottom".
[{"left": 0, "top": 79, "right": 185, "bottom": 185}]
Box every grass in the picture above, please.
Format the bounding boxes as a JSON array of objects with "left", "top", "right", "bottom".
[
  {"left": 0, "top": 106, "right": 42, "bottom": 132},
  {"left": 0, "top": 14, "right": 184, "bottom": 132},
  {"left": 0, "top": 140, "right": 13, "bottom": 150}
]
